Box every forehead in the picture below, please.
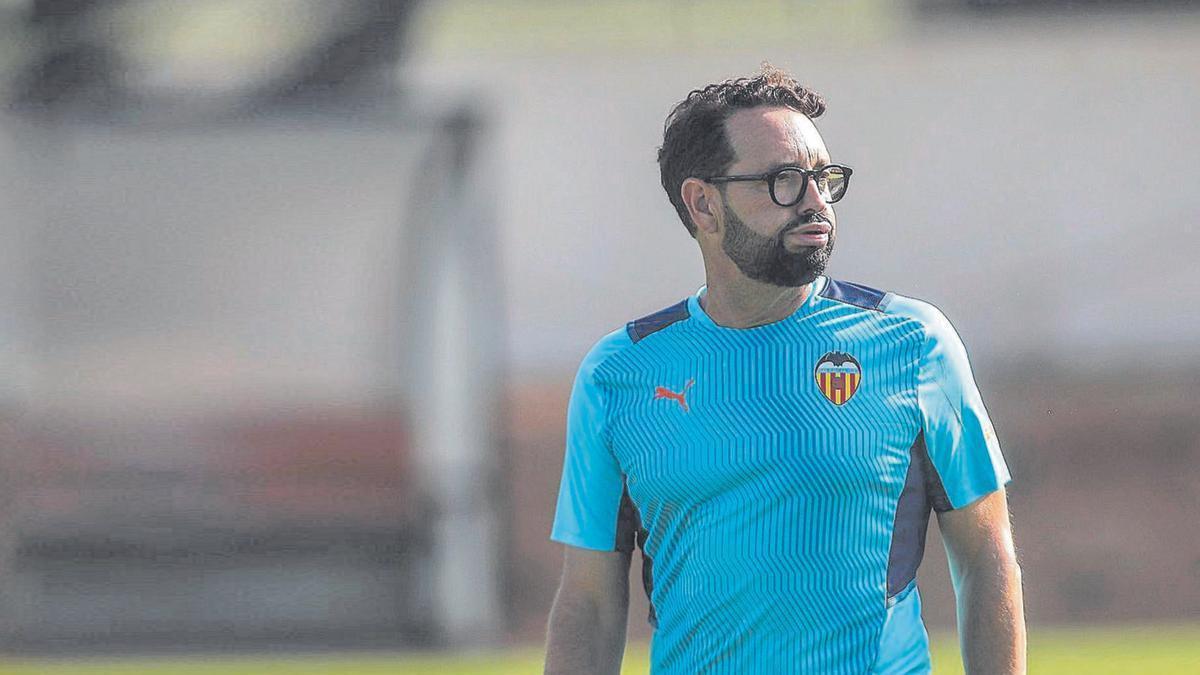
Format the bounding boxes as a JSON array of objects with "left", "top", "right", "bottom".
[{"left": 723, "top": 106, "right": 829, "bottom": 171}]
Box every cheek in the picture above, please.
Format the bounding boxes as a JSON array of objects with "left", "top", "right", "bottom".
[
  {"left": 729, "top": 203, "right": 782, "bottom": 236},
  {"left": 755, "top": 205, "right": 794, "bottom": 231}
]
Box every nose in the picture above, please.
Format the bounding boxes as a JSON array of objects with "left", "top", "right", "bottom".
[{"left": 795, "top": 178, "right": 830, "bottom": 217}]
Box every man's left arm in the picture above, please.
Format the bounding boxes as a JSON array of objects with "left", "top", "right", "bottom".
[
  {"left": 937, "top": 487, "right": 1026, "bottom": 675},
  {"left": 901, "top": 297, "right": 1027, "bottom": 672}
]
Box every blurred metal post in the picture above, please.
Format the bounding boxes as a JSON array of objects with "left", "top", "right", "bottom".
[{"left": 397, "top": 106, "right": 505, "bottom": 646}]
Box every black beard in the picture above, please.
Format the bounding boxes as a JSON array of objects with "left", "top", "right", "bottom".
[{"left": 720, "top": 208, "right": 834, "bottom": 287}]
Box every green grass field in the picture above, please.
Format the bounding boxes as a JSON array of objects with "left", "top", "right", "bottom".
[{"left": 1, "top": 624, "right": 1196, "bottom": 675}]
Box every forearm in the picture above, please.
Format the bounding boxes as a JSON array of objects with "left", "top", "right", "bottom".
[
  {"left": 544, "top": 585, "right": 629, "bottom": 675},
  {"left": 955, "top": 552, "right": 1027, "bottom": 675}
]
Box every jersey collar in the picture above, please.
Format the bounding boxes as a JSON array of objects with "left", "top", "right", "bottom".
[{"left": 688, "top": 275, "right": 827, "bottom": 330}]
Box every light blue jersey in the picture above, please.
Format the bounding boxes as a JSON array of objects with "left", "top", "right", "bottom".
[{"left": 551, "top": 276, "right": 1011, "bottom": 674}]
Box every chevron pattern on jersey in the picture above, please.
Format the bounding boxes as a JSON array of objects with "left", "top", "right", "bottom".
[
  {"left": 551, "top": 275, "right": 1010, "bottom": 674},
  {"left": 593, "top": 279, "right": 928, "bottom": 673}
]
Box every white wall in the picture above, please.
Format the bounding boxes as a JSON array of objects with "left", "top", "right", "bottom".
[{"left": 409, "top": 9, "right": 1200, "bottom": 374}]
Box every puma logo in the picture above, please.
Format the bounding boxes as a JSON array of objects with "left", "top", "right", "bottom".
[{"left": 654, "top": 378, "right": 695, "bottom": 412}]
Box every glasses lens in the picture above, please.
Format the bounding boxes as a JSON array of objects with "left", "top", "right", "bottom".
[
  {"left": 817, "top": 166, "right": 848, "bottom": 202},
  {"left": 770, "top": 168, "right": 807, "bottom": 206}
]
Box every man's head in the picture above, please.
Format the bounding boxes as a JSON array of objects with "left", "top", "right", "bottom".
[{"left": 658, "top": 66, "right": 844, "bottom": 288}]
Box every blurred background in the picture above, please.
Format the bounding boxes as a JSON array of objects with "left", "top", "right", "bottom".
[{"left": 0, "top": 0, "right": 1197, "bottom": 672}]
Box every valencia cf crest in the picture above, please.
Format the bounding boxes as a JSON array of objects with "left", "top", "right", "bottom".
[{"left": 814, "top": 351, "right": 861, "bottom": 406}]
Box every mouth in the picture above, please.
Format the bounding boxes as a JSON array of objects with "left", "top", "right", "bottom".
[
  {"left": 791, "top": 220, "right": 831, "bottom": 236},
  {"left": 783, "top": 220, "right": 831, "bottom": 247}
]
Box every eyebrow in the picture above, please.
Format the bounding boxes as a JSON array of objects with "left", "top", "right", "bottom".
[{"left": 759, "top": 160, "right": 831, "bottom": 173}]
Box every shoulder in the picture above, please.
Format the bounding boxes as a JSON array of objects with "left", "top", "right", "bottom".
[
  {"left": 819, "top": 277, "right": 958, "bottom": 343},
  {"left": 577, "top": 326, "right": 634, "bottom": 379},
  {"left": 818, "top": 277, "right": 894, "bottom": 312},
  {"left": 882, "top": 290, "right": 975, "bottom": 373},
  {"left": 574, "top": 297, "right": 692, "bottom": 378},
  {"left": 882, "top": 291, "right": 957, "bottom": 344},
  {"left": 625, "top": 298, "right": 691, "bottom": 344}
]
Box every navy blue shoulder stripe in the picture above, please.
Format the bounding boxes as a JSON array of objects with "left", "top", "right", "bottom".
[
  {"left": 626, "top": 299, "right": 690, "bottom": 344},
  {"left": 819, "top": 278, "right": 890, "bottom": 312}
]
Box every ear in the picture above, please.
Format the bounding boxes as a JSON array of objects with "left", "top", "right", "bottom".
[{"left": 681, "top": 178, "right": 720, "bottom": 235}]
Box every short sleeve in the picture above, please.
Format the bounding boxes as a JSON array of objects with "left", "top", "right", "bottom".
[
  {"left": 550, "top": 329, "right": 634, "bottom": 551},
  {"left": 913, "top": 304, "right": 1011, "bottom": 510}
]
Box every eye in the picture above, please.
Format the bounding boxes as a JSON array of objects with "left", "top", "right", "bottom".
[
  {"left": 773, "top": 170, "right": 803, "bottom": 190},
  {"left": 770, "top": 168, "right": 807, "bottom": 205}
]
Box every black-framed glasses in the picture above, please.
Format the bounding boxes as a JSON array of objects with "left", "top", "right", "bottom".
[{"left": 705, "top": 164, "right": 853, "bottom": 207}]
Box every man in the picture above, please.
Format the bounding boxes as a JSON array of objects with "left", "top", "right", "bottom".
[{"left": 544, "top": 66, "right": 1025, "bottom": 674}]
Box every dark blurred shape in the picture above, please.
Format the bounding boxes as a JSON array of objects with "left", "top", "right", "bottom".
[
  {"left": 9, "top": 43, "right": 122, "bottom": 111},
  {"left": 6, "top": 0, "right": 425, "bottom": 117},
  {"left": 268, "top": 1, "right": 422, "bottom": 104},
  {"left": 918, "top": 0, "right": 1200, "bottom": 13},
  {"left": 29, "top": 0, "right": 108, "bottom": 21},
  {"left": 8, "top": 0, "right": 128, "bottom": 113}
]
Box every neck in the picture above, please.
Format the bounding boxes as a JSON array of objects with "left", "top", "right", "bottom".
[{"left": 699, "top": 272, "right": 814, "bottom": 328}]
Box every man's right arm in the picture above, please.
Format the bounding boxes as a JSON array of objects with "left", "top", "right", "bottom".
[
  {"left": 544, "top": 545, "right": 632, "bottom": 675},
  {"left": 547, "top": 331, "right": 634, "bottom": 673}
]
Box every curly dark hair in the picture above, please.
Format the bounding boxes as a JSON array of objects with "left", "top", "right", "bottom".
[{"left": 657, "top": 65, "right": 826, "bottom": 237}]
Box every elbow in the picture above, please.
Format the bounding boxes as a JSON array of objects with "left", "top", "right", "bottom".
[
  {"left": 550, "top": 581, "right": 629, "bottom": 632},
  {"left": 995, "top": 541, "right": 1022, "bottom": 582}
]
